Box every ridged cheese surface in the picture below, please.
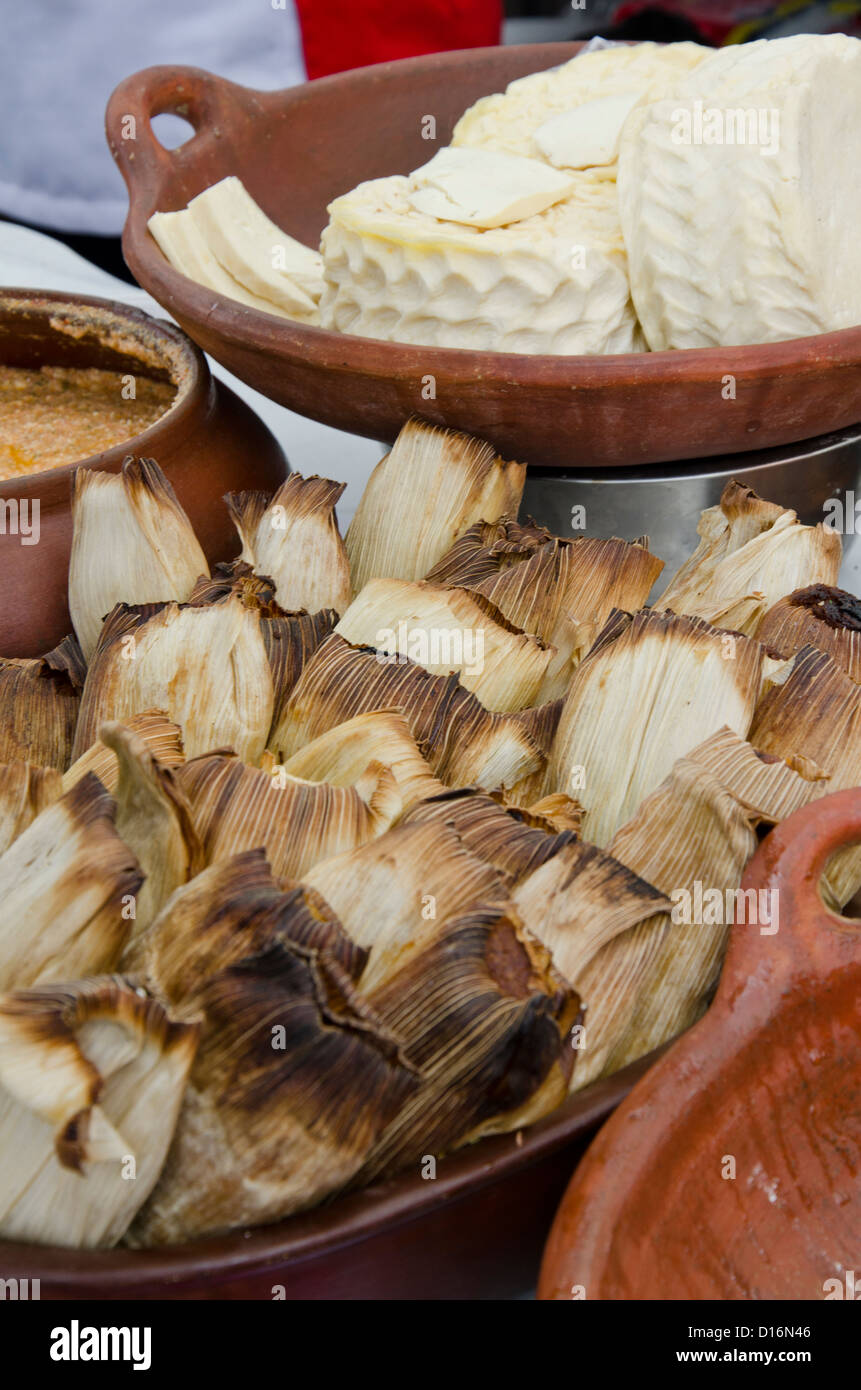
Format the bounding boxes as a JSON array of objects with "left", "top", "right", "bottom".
[
  {"left": 618, "top": 34, "right": 861, "bottom": 349},
  {"left": 319, "top": 171, "right": 645, "bottom": 355}
]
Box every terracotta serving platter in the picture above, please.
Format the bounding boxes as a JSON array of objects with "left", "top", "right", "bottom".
[
  {"left": 0, "top": 1052, "right": 658, "bottom": 1300},
  {"left": 539, "top": 788, "right": 861, "bottom": 1301},
  {"left": 106, "top": 46, "right": 861, "bottom": 469}
]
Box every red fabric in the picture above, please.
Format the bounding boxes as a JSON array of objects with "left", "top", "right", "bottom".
[{"left": 294, "top": 0, "right": 503, "bottom": 80}]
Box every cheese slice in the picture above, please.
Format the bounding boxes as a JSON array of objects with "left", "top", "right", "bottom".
[
  {"left": 535, "top": 91, "right": 644, "bottom": 169},
  {"left": 617, "top": 34, "right": 861, "bottom": 349},
  {"left": 187, "top": 176, "right": 323, "bottom": 314},
  {"left": 408, "top": 147, "right": 575, "bottom": 228},
  {"left": 147, "top": 209, "right": 300, "bottom": 317}
]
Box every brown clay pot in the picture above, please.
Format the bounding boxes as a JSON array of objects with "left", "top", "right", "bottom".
[
  {"left": 106, "top": 48, "right": 861, "bottom": 470},
  {"left": 538, "top": 787, "right": 861, "bottom": 1301},
  {"left": 0, "top": 289, "right": 287, "bottom": 657}
]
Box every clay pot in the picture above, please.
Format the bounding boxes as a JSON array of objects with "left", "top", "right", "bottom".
[{"left": 0, "top": 289, "right": 287, "bottom": 657}]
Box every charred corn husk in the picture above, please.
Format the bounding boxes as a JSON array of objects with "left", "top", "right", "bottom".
[
  {"left": 226, "top": 473, "right": 352, "bottom": 616},
  {"left": 280, "top": 711, "right": 445, "bottom": 806},
  {"left": 123, "top": 849, "right": 367, "bottom": 994},
  {"left": 72, "top": 595, "right": 274, "bottom": 763},
  {"left": 176, "top": 752, "right": 401, "bottom": 880},
  {"left": 128, "top": 941, "right": 419, "bottom": 1244},
  {"left": 63, "top": 710, "right": 185, "bottom": 794},
  {"left": 303, "top": 819, "right": 508, "bottom": 992},
  {"left": 357, "top": 908, "right": 580, "bottom": 1182},
  {"left": 0, "top": 761, "right": 62, "bottom": 855},
  {"left": 0, "top": 976, "right": 198, "bottom": 1248},
  {"left": 658, "top": 481, "right": 841, "bottom": 635},
  {"left": 345, "top": 419, "right": 526, "bottom": 593},
  {"left": 0, "top": 635, "right": 86, "bottom": 771},
  {"left": 545, "top": 608, "right": 764, "bottom": 846},
  {"left": 685, "top": 724, "right": 829, "bottom": 824},
  {"left": 400, "top": 787, "right": 577, "bottom": 880},
  {"left": 0, "top": 775, "right": 142, "bottom": 990},
  {"left": 756, "top": 585, "right": 861, "bottom": 681},
  {"left": 335, "top": 578, "right": 553, "bottom": 711},
  {"left": 69, "top": 458, "right": 209, "bottom": 661}
]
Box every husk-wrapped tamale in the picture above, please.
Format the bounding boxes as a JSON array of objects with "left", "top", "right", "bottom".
[
  {"left": 0, "top": 976, "right": 198, "bottom": 1247},
  {"left": 0, "top": 761, "right": 62, "bottom": 855},
  {"left": 399, "top": 786, "right": 577, "bottom": 879},
  {"left": 63, "top": 710, "right": 185, "bottom": 794},
  {"left": 0, "top": 635, "right": 86, "bottom": 771},
  {"left": 279, "top": 711, "right": 445, "bottom": 806},
  {"left": 756, "top": 585, "right": 861, "bottom": 681}
]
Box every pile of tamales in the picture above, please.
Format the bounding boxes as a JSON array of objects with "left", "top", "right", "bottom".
[{"left": 0, "top": 421, "right": 858, "bottom": 1249}]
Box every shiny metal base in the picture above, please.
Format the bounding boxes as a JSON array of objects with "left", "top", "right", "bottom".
[{"left": 521, "top": 425, "right": 861, "bottom": 591}]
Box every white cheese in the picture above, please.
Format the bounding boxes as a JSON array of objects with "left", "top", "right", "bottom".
[
  {"left": 407, "top": 147, "right": 575, "bottom": 228},
  {"left": 534, "top": 92, "right": 645, "bottom": 169},
  {"left": 147, "top": 208, "right": 299, "bottom": 317},
  {"left": 617, "top": 34, "right": 861, "bottom": 349}
]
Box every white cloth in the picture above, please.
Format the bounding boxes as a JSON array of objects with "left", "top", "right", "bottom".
[{"left": 1, "top": 0, "right": 307, "bottom": 235}]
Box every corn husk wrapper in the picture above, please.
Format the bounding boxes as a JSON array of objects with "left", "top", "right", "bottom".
[
  {"left": 128, "top": 940, "right": 419, "bottom": 1245},
  {"left": 0, "top": 976, "right": 198, "bottom": 1248},
  {"left": 751, "top": 644, "right": 861, "bottom": 908},
  {"left": 0, "top": 775, "right": 142, "bottom": 991},
  {"left": 226, "top": 473, "right": 352, "bottom": 616},
  {"left": 427, "top": 520, "right": 664, "bottom": 698},
  {"left": 63, "top": 709, "right": 185, "bottom": 794},
  {"left": 400, "top": 787, "right": 577, "bottom": 880},
  {"left": 69, "top": 458, "right": 209, "bottom": 661},
  {"left": 658, "top": 481, "right": 841, "bottom": 635},
  {"left": 303, "top": 819, "right": 508, "bottom": 993},
  {"left": 124, "top": 849, "right": 367, "bottom": 995},
  {"left": 269, "top": 633, "right": 557, "bottom": 792},
  {"left": 685, "top": 724, "right": 829, "bottom": 824},
  {"left": 72, "top": 595, "right": 274, "bottom": 763},
  {"left": 177, "top": 752, "right": 401, "bottom": 881},
  {"left": 357, "top": 908, "right": 580, "bottom": 1183},
  {"left": 280, "top": 710, "right": 445, "bottom": 806},
  {"left": 335, "top": 578, "right": 552, "bottom": 713},
  {"left": 545, "top": 609, "right": 764, "bottom": 846},
  {"left": 0, "top": 635, "right": 86, "bottom": 771},
  {"left": 0, "top": 761, "right": 63, "bottom": 855},
  {"left": 756, "top": 585, "right": 861, "bottom": 681},
  {"left": 345, "top": 419, "right": 526, "bottom": 593}
]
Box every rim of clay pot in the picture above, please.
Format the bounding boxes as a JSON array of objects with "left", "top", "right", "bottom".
[{"left": 0, "top": 289, "right": 209, "bottom": 505}]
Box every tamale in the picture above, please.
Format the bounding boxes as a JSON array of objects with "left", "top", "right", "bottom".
[
  {"left": 69, "top": 457, "right": 209, "bottom": 661},
  {"left": 63, "top": 709, "right": 185, "bottom": 794},
  {"left": 0, "top": 775, "right": 142, "bottom": 990},
  {"left": 400, "top": 786, "right": 577, "bottom": 880},
  {"left": 334, "top": 578, "right": 553, "bottom": 712},
  {"left": 756, "top": 585, "right": 861, "bottom": 681},
  {"left": 72, "top": 594, "right": 274, "bottom": 763},
  {"left": 0, "top": 976, "right": 198, "bottom": 1248},
  {"left": 177, "top": 752, "right": 402, "bottom": 880},
  {"left": 128, "top": 941, "right": 418, "bottom": 1244},
  {"left": 658, "top": 481, "right": 841, "bottom": 635},
  {"left": 345, "top": 419, "right": 526, "bottom": 593},
  {"left": 545, "top": 608, "right": 764, "bottom": 846},
  {"left": 0, "top": 635, "right": 86, "bottom": 771},
  {"left": 226, "top": 473, "right": 352, "bottom": 616},
  {"left": 280, "top": 710, "right": 445, "bottom": 806},
  {"left": 0, "top": 761, "right": 62, "bottom": 855}
]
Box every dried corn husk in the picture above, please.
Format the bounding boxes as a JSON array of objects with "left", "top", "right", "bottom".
[
  {"left": 0, "top": 976, "right": 198, "bottom": 1248},
  {"left": 269, "top": 633, "right": 557, "bottom": 792},
  {"left": 69, "top": 457, "right": 209, "bottom": 661},
  {"left": 63, "top": 710, "right": 185, "bottom": 794},
  {"left": 545, "top": 608, "right": 764, "bottom": 846},
  {"left": 123, "top": 849, "right": 367, "bottom": 993},
  {"left": 427, "top": 520, "right": 664, "bottom": 697},
  {"left": 335, "top": 578, "right": 552, "bottom": 712},
  {"left": 177, "top": 752, "right": 401, "bottom": 880},
  {"left": 99, "top": 722, "right": 203, "bottom": 934},
  {"left": 226, "top": 473, "right": 352, "bottom": 616},
  {"left": 128, "top": 940, "right": 419, "bottom": 1244},
  {"left": 345, "top": 419, "right": 526, "bottom": 593},
  {"left": 0, "top": 761, "right": 62, "bottom": 854},
  {"left": 751, "top": 644, "right": 861, "bottom": 908},
  {"left": 0, "top": 635, "right": 86, "bottom": 771},
  {"left": 0, "top": 775, "right": 141, "bottom": 990},
  {"left": 72, "top": 594, "right": 274, "bottom": 763},
  {"left": 685, "top": 724, "right": 829, "bottom": 824},
  {"left": 357, "top": 908, "right": 580, "bottom": 1182},
  {"left": 658, "top": 481, "right": 841, "bottom": 635},
  {"left": 303, "top": 819, "right": 508, "bottom": 992},
  {"left": 756, "top": 585, "right": 861, "bottom": 681},
  {"left": 280, "top": 711, "right": 445, "bottom": 806},
  {"left": 400, "top": 787, "right": 577, "bottom": 879}
]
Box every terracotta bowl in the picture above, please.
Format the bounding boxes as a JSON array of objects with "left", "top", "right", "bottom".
[
  {"left": 538, "top": 788, "right": 861, "bottom": 1301},
  {"left": 106, "top": 47, "right": 861, "bottom": 470},
  {"left": 0, "top": 289, "right": 287, "bottom": 657}
]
